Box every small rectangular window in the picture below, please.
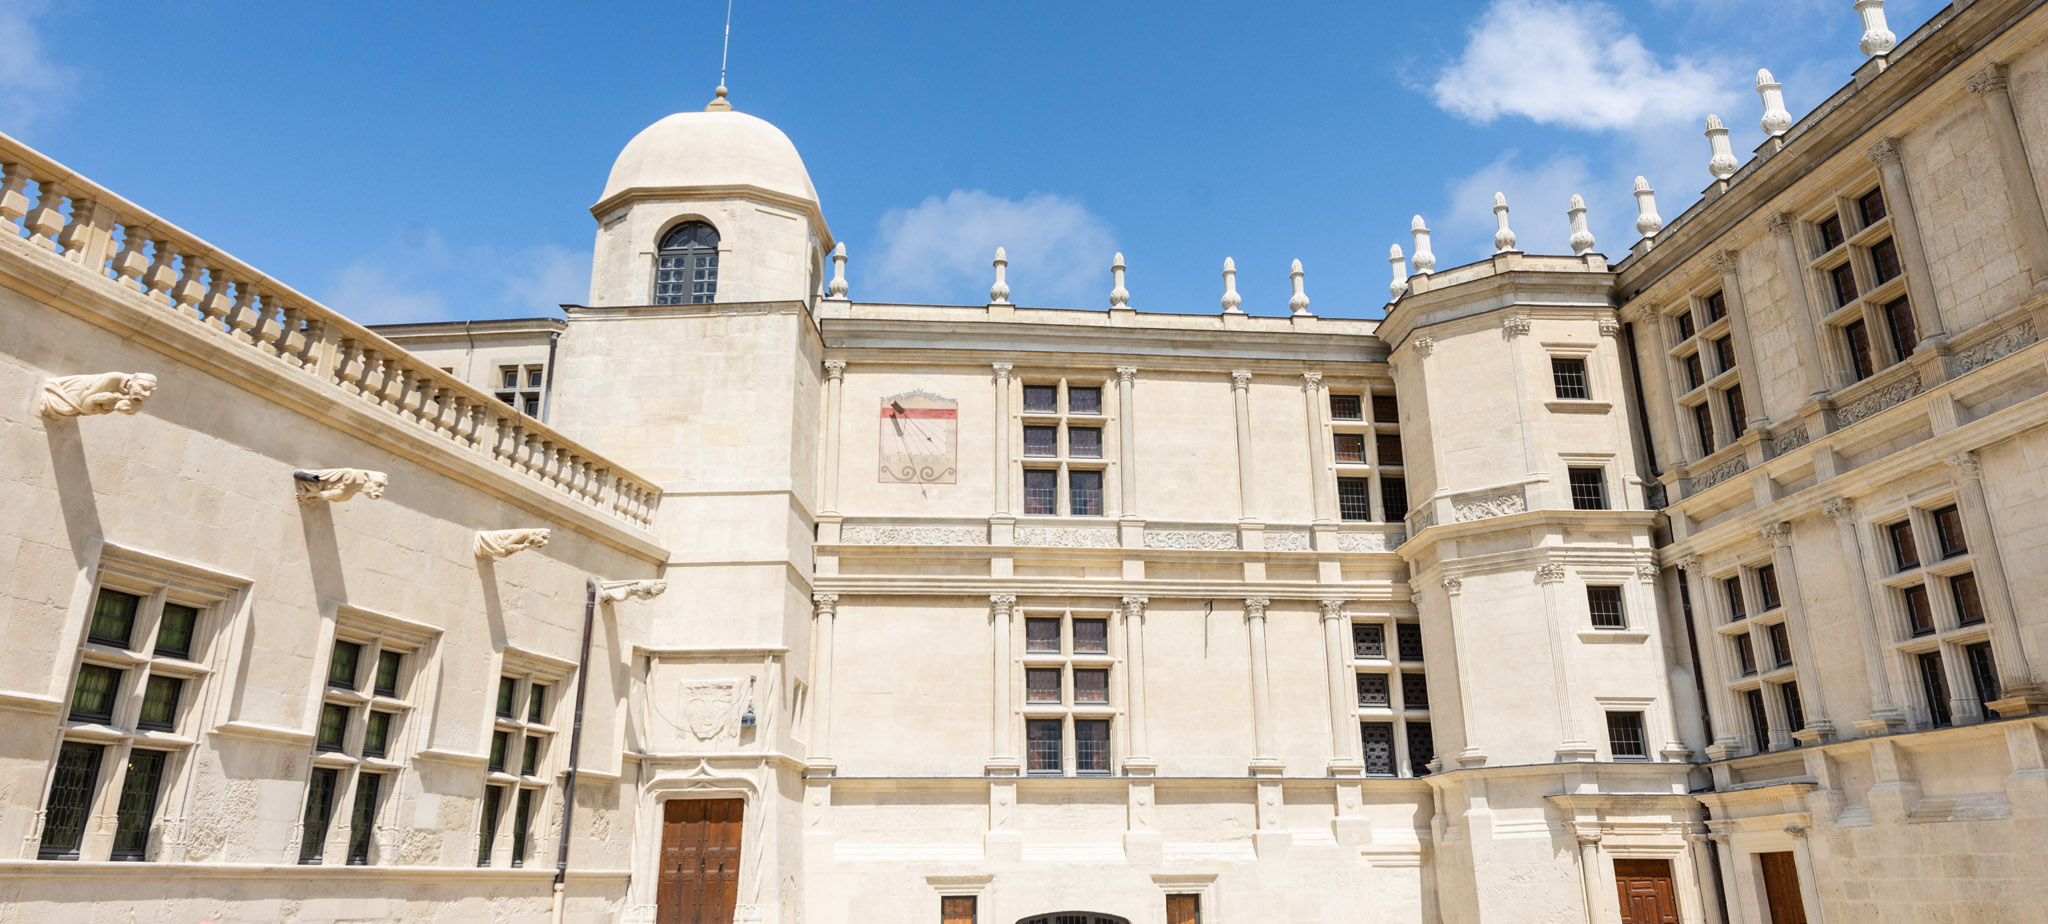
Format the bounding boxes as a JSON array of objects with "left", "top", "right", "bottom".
[
  {"left": 1026, "top": 718, "right": 1062, "bottom": 773},
  {"left": 1334, "top": 433, "right": 1366, "bottom": 464},
  {"left": 522, "top": 397, "right": 539, "bottom": 417},
  {"left": 1406, "top": 721, "right": 1435, "bottom": 776},
  {"left": 328, "top": 641, "right": 361, "bottom": 691},
  {"left": 38, "top": 741, "right": 104, "bottom": 859},
  {"left": 89, "top": 589, "right": 140, "bottom": 648},
  {"left": 1361, "top": 722, "right": 1395, "bottom": 776},
  {"left": 1022, "top": 385, "right": 1058, "bottom": 414},
  {"left": 510, "top": 788, "right": 534, "bottom": 867},
  {"left": 1883, "top": 296, "right": 1918, "bottom": 359},
  {"left": 1075, "top": 719, "right": 1110, "bottom": 774},
  {"left": 346, "top": 772, "right": 382, "bottom": 865},
  {"left": 1675, "top": 311, "right": 1697, "bottom": 342},
  {"left": 299, "top": 767, "right": 339, "bottom": 864},
  {"left": 1329, "top": 393, "right": 1363, "bottom": 421},
  {"left": 1068, "top": 427, "right": 1103, "bottom": 459},
  {"left": 110, "top": 747, "right": 167, "bottom": 861},
  {"left": 1073, "top": 668, "right": 1109, "bottom": 704},
  {"left": 1371, "top": 394, "right": 1401, "bottom": 424},
  {"left": 137, "top": 674, "right": 182, "bottom": 731},
  {"left": 1712, "top": 336, "right": 1737, "bottom": 375},
  {"left": 501, "top": 368, "right": 519, "bottom": 389},
  {"left": 1870, "top": 237, "right": 1903, "bottom": 284},
  {"left": 1375, "top": 433, "right": 1404, "bottom": 467},
  {"left": 1933, "top": 505, "right": 1967, "bottom": 558},
  {"left": 944, "top": 896, "right": 981, "bottom": 924},
  {"left": 1830, "top": 263, "right": 1859, "bottom": 307},
  {"left": 1919, "top": 651, "right": 1953, "bottom": 727},
  {"left": 496, "top": 678, "right": 518, "bottom": 718},
  {"left": 1965, "top": 642, "right": 2000, "bottom": 710},
  {"left": 1025, "top": 668, "right": 1062, "bottom": 704},
  {"left": 1888, "top": 521, "right": 1920, "bottom": 570},
  {"left": 1951, "top": 573, "right": 1984, "bottom": 625},
  {"left": 520, "top": 736, "right": 540, "bottom": 777},
  {"left": 1767, "top": 622, "right": 1793, "bottom": 668},
  {"left": 489, "top": 730, "right": 510, "bottom": 773},
  {"left": 1067, "top": 386, "right": 1102, "bottom": 415},
  {"left": 155, "top": 603, "right": 199, "bottom": 660},
  {"left": 1858, "top": 188, "right": 1887, "bottom": 225},
  {"left": 1568, "top": 468, "right": 1607, "bottom": 510},
  {"left": 1025, "top": 618, "right": 1062, "bottom": 653},
  {"left": 1606, "top": 711, "right": 1648, "bottom": 759},
  {"left": 1757, "top": 565, "right": 1781, "bottom": 610},
  {"left": 1818, "top": 214, "right": 1846, "bottom": 251},
  {"left": 1587, "top": 586, "right": 1626, "bottom": 629},
  {"left": 1780, "top": 682, "right": 1806, "bottom": 735},
  {"left": 373, "top": 651, "right": 402, "bottom": 698},
  {"left": 1072, "top": 618, "right": 1109, "bottom": 654},
  {"left": 476, "top": 785, "right": 505, "bottom": 866},
  {"left": 1551, "top": 357, "right": 1591, "bottom": 400},
  {"left": 1401, "top": 673, "right": 1430, "bottom": 709},
  {"left": 69, "top": 663, "right": 121, "bottom": 723},
  {"left": 1692, "top": 403, "right": 1715, "bottom": 453},
  {"left": 1724, "top": 578, "right": 1747, "bottom": 621},
  {"left": 1069, "top": 470, "right": 1104, "bottom": 517},
  {"left": 1845, "top": 320, "right": 1876, "bottom": 381},
  {"left": 317, "top": 703, "right": 350, "bottom": 752},
  {"left": 1704, "top": 291, "right": 1727, "bottom": 322},
  {"left": 526, "top": 367, "right": 543, "bottom": 389},
  {"left": 1396, "top": 623, "right": 1425, "bottom": 662},
  {"left": 1736, "top": 634, "right": 1758, "bottom": 675},
  {"left": 1683, "top": 352, "right": 1705, "bottom": 391},
  {"left": 1337, "top": 477, "right": 1371, "bottom": 521},
  {"left": 1353, "top": 623, "right": 1386, "bottom": 660},
  {"left": 1356, "top": 673, "right": 1390, "bottom": 707},
  {"left": 1381, "top": 477, "right": 1409, "bottom": 522},
  {"left": 1724, "top": 385, "right": 1747, "bottom": 435},
  {"left": 1023, "top": 470, "right": 1057, "bottom": 515},
  {"left": 1022, "top": 426, "right": 1058, "bottom": 457},
  {"left": 527, "top": 685, "right": 547, "bottom": 723},
  {"left": 1745, "top": 688, "right": 1771, "bottom": 752},
  {"left": 1903, "top": 585, "right": 1936, "bottom": 636},
  {"left": 364, "top": 711, "right": 393, "bottom": 759}
]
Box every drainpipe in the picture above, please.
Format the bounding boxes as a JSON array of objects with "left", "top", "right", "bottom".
[{"left": 550, "top": 578, "right": 600, "bottom": 924}]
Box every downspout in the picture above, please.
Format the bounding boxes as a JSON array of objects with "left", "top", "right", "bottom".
[
  {"left": 551, "top": 578, "right": 600, "bottom": 924},
  {"left": 541, "top": 327, "right": 561, "bottom": 424}
]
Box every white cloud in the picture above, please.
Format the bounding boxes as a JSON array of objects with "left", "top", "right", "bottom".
[
  {"left": 1431, "top": 150, "right": 1617, "bottom": 262},
  {"left": 0, "top": 0, "right": 73, "bottom": 132},
  {"left": 323, "top": 226, "right": 591, "bottom": 325},
  {"left": 867, "top": 190, "right": 1115, "bottom": 307},
  {"left": 1431, "top": 0, "right": 1733, "bottom": 132}
]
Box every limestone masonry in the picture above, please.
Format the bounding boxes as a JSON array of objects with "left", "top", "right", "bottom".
[{"left": 5, "top": 2, "right": 2048, "bottom": 922}]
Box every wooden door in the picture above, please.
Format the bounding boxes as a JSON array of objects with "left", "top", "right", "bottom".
[
  {"left": 1166, "top": 894, "right": 1202, "bottom": 924},
  {"left": 1759, "top": 851, "right": 1808, "bottom": 924},
  {"left": 658, "top": 798, "right": 743, "bottom": 924},
  {"left": 941, "top": 896, "right": 977, "bottom": 924},
  {"left": 1612, "top": 858, "right": 1679, "bottom": 924}
]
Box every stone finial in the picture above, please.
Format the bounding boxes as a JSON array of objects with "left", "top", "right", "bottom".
[
  {"left": 1288, "top": 259, "right": 1311, "bottom": 315},
  {"left": 1409, "top": 215, "right": 1436, "bottom": 274},
  {"left": 989, "top": 247, "right": 1010, "bottom": 305},
  {"left": 475, "top": 528, "right": 551, "bottom": 559},
  {"left": 1492, "top": 193, "right": 1517, "bottom": 253},
  {"left": 1220, "top": 257, "right": 1242, "bottom": 313},
  {"left": 1388, "top": 245, "right": 1409, "bottom": 299},
  {"left": 1566, "top": 194, "right": 1595, "bottom": 256},
  {"left": 706, "top": 84, "right": 733, "bottom": 112},
  {"left": 1705, "top": 115, "right": 1739, "bottom": 181},
  {"left": 37, "top": 372, "right": 158, "bottom": 418},
  {"left": 1108, "top": 252, "right": 1130, "bottom": 310},
  {"left": 1856, "top": 0, "right": 1896, "bottom": 57},
  {"left": 598, "top": 579, "right": 667, "bottom": 602},
  {"left": 1633, "top": 177, "right": 1663, "bottom": 237},
  {"left": 826, "top": 242, "right": 849, "bottom": 298},
  {"left": 293, "top": 468, "right": 389, "bottom": 505},
  {"left": 1756, "top": 69, "right": 1791, "bottom": 138}
]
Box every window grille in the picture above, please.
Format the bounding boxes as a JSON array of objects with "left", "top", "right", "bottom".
[
  {"left": 1026, "top": 668, "right": 1061, "bottom": 703},
  {"left": 1724, "top": 385, "right": 1747, "bottom": 435},
  {"left": 1845, "top": 320, "right": 1875, "bottom": 380},
  {"left": 1396, "top": 623, "right": 1425, "bottom": 662},
  {"left": 1919, "top": 651, "right": 1953, "bottom": 727},
  {"left": 1025, "top": 618, "right": 1062, "bottom": 653},
  {"left": 1329, "top": 393, "right": 1363, "bottom": 420},
  {"left": 1069, "top": 471, "right": 1103, "bottom": 517},
  {"left": 1406, "top": 721, "right": 1434, "bottom": 775},
  {"left": 1334, "top": 434, "right": 1366, "bottom": 463},
  {"left": 1375, "top": 434, "right": 1404, "bottom": 467},
  {"left": 1712, "top": 337, "right": 1737, "bottom": 375},
  {"left": 1858, "top": 188, "right": 1887, "bottom": 224},
  {"left": 1361, "top": 723, "right": 1395, "bottom": 776},
  {"left": 1704, "top": 291, "right": 1727, "bottom": 322},
  {"left": 1757, "top": 565, "right": 1781, "bottom": 610},
  {"left": 1401, "top": 673, "right": 1430, "bottom": 709},
  {"left": 1884, "top": 296, "right": 1918, "bottom": 359},
  {"left": 1027, "top": 719, "right": 1062, "bottom": 773},
  {"left": 1830, "top": 264, "right": 1859, "bottom": 307},
  {"left": 1933, "top": 506, "right": 1967, "bottom": 558},
  {"left": 1371, "top": 394, "right": 1400, "bottom": 424},
  {"left": 1357, "top": 673, "right": 1390, "bottom": 707},
  {"left": 299, "top": 767, "right": 339, "bottom": 863},
  {"left": 1587, "top": 586, "right": 1626, "bottom": 629},
  {"left": 1723, "top": 578, "right": 1747, "bottom": 621},
  {"left": 1871, "top": 237, "right": 1902, "bottom": 283},
  {"left": 1736, "top": 634, "right": 1758, "bottom": 675},
  {"left": 110, "top": 748, "right": 167, "bottom": 860},
  {"left": 1683, "top": 353, "right": 1705, "bottom": 390},
  {"left": 1692, "top": 403, "right": 1714, "bottom": 453},
  {"left": 38, "top": 742, "right": 103, "bottom": 859},
  {"left": 1073, "top": 669, "right": 1109, "bottom": 704},
  {"left": 1023, "top": 470, "right": 1058, "bottom": 515},
  {"left": 1381, "top": 477, "right": 1408, "bottom": 522},
  {"left": 1075, "top": 720, "right": 1110, "bottom": 774},
  {"left": 1888, "top": 521, "right": 1919, "bottom": 570},
  {"left": 654, "top": 221, "right": 719, "bottom": 305},
  {"left": 1353, "top": 624, "right": 1385, "bottom": 660},
  {"left": 1606, "top": 711, "right": 1648, "bottom": 759},
  {"left": 1768, "top": 623, "right": 1793, "bottom": 668},
  {"left": 1818, "top": 214, "right": 1846, "bottom": 251},
  {"left": 1551, "top": 357, "right": 1591, "bottom": 400},
  {"left": 1072, "top": 618, "right": 1108, "bottom": 654},
  {"left": 1337, "top": 477, "right": 1371, "bottom": 521},
  {"left": 1567, "top": 468, "right": 1607, "bottom": 510}
]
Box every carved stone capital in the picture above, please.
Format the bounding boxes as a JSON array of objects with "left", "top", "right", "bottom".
[
  {"left": 822, "top": 360, "right": 846, "bottom": 380},
  {"left": 1120, "top": 596, "right": 1148, "bottom": 619},
  {"left": 991, "top": 363, "right": 1013, "bottom": 380},
  {"left": 1967, "top": 64, "right": 2009, "bottom": 96},
  {"left": 1637, "top": 564, "right": 1661, "bottom": 583},
  {"left": 37, "top": 372, "right": 158, "bottom": 418},
  {"left": 1440, "top": 577, "right": 1463, "bottom": 596},
  {"left": 1501, "top": 315, "right": 1531, "bottom": 337},
  {"left": 1706, "top": 249, "right": 1739, "bottom": 275},
  {"left": 1231, "top": 370, "right": 1253, "bottom": 389},
  {"left": 599, "top": 580, "right": 667, "bottom": 603},
  {"left": 1115, "top": 366, "right": 1138, "bottom": 385},
  {"left": 293, "top": 468, "right": 388, "bottom": 505},
  {"left": 1822, "top": 498, "right": 1856, "bottom": 522},
  {"left": 1598, "top": 317, "right": 1621, "bottom": 337},
  {"left": 1536, "top": 563, "right": 1567, "bottom": 584},
  {"left": 1783, "top": 824, "right": 1808, "bottom": 839},
  {"left": 1412, "top": 336, "right": 1435, "bottom": 356},
  {"left": 475, "top": 528, "right": 551, "bottom": 559},
  {"left": 1243, "top": 597, "right": 1271, "bottom": 620},
  {"left": 1946, "top": 451, "right": 1982, "bottom": 479},
  {"left": 813, "top": 593, "right": 842, "bottom": 617},
  {"left": 1763, "top": 211, "right": 1794, "bottom": 237},
  {"left": 1867, "top": 139, "right": 1902, "bottom": 167},
  {"left": 1300, "top": 372, "right": 1323, "bottom": 391},
  {"left": 1762, "top": 522, "right": 1793, "bottom": 547},
  {"left": 1319, "top": 599, "right": 1347, "bottom": 621},
  {"left": 1677, "top": 554, "right": 1704, "bottom": 573}
]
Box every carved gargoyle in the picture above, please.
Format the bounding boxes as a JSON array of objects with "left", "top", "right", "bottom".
[
  {"left": 37, "top": 372, "right": 157, "bottom": 418},
  {"left": 597, "top": 579, "right": 666, "bottom": 603},
  {"left": 475, "top": 528, "right": 551, "bottom": 559},
  {"left": 293, "top": 468, "right": 389, "bottom": 505}
]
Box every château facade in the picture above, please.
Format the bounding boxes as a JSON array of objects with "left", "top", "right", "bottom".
[{"left": 5, "top": 2, "right": 2048, "bottom": 923}]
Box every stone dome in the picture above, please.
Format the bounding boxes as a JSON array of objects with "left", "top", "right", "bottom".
[{"left": 599, "top": 94, "right": 819, "bottom": 205}]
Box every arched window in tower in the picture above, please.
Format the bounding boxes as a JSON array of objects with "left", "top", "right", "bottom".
[{"left": 654, "top": 221, "right": 720, "bottom": 305}]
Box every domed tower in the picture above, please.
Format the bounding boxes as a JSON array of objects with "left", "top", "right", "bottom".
[{"left": 586, "top": 87, "right": 832, "bottom": 307}]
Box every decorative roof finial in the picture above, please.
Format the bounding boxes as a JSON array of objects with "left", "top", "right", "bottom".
[
  {"left": 1288, "top": 259, "right": 1311, "bottom": 315},
  {"left": 1220, "top": 257, "right": 1243, "bottom": 314},
  {"left": 1856, "top": 0, "right": 1896, "bottom": 57},
  {"left": 1492, "top": 193, "right": 1518, "bottom": 253},
  {"left": 1388, "top": 245, "right": 1409, "bottom": 299},
  {"left": 1756, "top": 69, "right": 1791, "bottom": 138},
  {"left": 1567, "top": 194, "right": 1596, "bottom": 256},
  {"left": 1410, "top": 215, "right": 1436, "bottom": 274},
  {"left": 1109, "top": 252, "right": 1129, "bottom": 309},
  {"left": 706, "top": 84, "right": 733, "bottom": 112},
  {"left": 1705, "top": 115, "right": 1739, "bottom": 181},
  {"left": 989, "top": 247, "right": 1010, "bottom": 305},
  {"left": 826, "top": 242, "right": 849, "bottom": 298},
  {"left": 1633, "top": 177, "right": 1663, "bottom": 237}
]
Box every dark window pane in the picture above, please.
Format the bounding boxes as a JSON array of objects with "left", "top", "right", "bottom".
[
  {"left": 1353, "top": 624, "right": 1385, "bottom": 660},
  {"left": 527, "top": 368, "right": 543, "bottom": 389},
  {"left": 1073, "top": 668, "right": 1109, "bottom": 704},
  {"left": 489, "top": 731, "right": 509, "bottom": 773},
  {"left": 110, "top": 748, "right": 167, "bottom": 860},
  {"left": 496, "top": 677, "right": 517, "bottom": 718},
  {"left": 1027, "top": 719, "right": 1062, "bottom": 773},
  {"left": 1768, "top": 623, "right": 1794, "bottom": 668},
  {"left": 1607, "top": 711, "right": 1647, "bottom": 759},
  {"left": 373, "top": 651, "right": 401, "bottom": 698},
  {"left": 1724, "top": 386, "right": 1747, "bottom": 435},
  {"left": 1830, "top": 263, "right": 1859, "bottom": 307},
  {"left": 1757, "top": 565, "right": 1781, "bottom": 610},
  {"left": 521, "top": 736, "right": 540, "bottom": 777},
  {"left": 1375, "top": 434, "right": 1404, "bottom": 467},
  {"left": 327, "top": 641, "right": 360, "bottom": 691},
  {"left": 1692, "top": 403, "right": 1715, "bottom": 453},
  {"left": 1371, "top": 394, "right": 1401, "bottom": 425},
  {"left": 1022, "top": 385, "right": 1058, "bottom": 414},
  {"left": 1888, "top": 521, "right": 1919, "bottom": 570},
  {"left": 654, "top": 221, "right": 719, "bottom": 305},
  {"left": 1883, "top": 296, "right": 1918, "bottom": 359},
  {"left": 1361, "top": 723, "right": 1395, "bottom": 776},
  {"left": 1745, "top": 689, "right": 1772, "bottom": 752},
  {"left": 1951, "top": 573, "right": 1985, "bottom": 625},
  {"left": 1381, "top": 477, "right": 1409, "bottom": 522},
  {"left": 1402, "top": 673, "right": 1430, "bottom": 709},
  {"left": 1870, "top": 237, "right": 1903, "bottom": 284},
  {"left": 1023, "top": 470, "right": 1057, "bottom": 515},
  {"left": 1966, "top": 642, "right": 2000, "bottom": 710},
  {"left": 523, "top": 398, "right": 539, "bottom": 416},
  {"left": 1069, "top": 470, "right": 1103, "bottom": 516},
  {"left": 1334, "top": 434, "right": 1366, "bottom": 464},
  {"left": 1025, "top": 618, "right": 1061, "bottom": 653},
  {"left": 1075, "top": 719, "right": 1110, "bottom": 774},
  {"left": 1904, "top": 585, "right": 1935, "bottom": 636},
  {"left": 1587, "top": 586, "right": 1626, "bottom": 629},
  {"left": 137, "top": 674, "right": 182, "bottom": 731},
  {"left": 317, "top": 703, "right": 349, "bottom": 752},
  {"left": 1068, "top": 427, "right": 1103, "bottom": 459},
  {"left": 1683, "top": 353, "right": 1705, "bottom": 391},
  {"left": 155, "top": 603, "right": 198, "bottom": 659},
  {"left": 1933, "top": 506, "right": 1967, "bottom": 558},
  {"left": 69, "top": 663, "right": 121, "bottom": 723},
  {"left": 1568, "top": 468, "right": 1607, "bottom": 510},
  {"left": 945, "top": 896, "right": 980, "bottom": 924},
  {"left": 1818, "top": 215, "right": 1846, "bottom": 251},
  {"left": 1919, "top": 651, "right": 1953, "bottom": 727},
  {"left": 1356, "top": 673, "right": 1390, "bottom": 707},
  {"left": 1846, "top": 320, "right": 1875, "bottom": 381},
  {"left": 1023, "top": 426, "right": 1058, "bottom": 457},
  {"left": 510, "top": 788, "right": 533, "bottom": 867},
  {"left": 1406, "top": 721, "right": 1435, "bottom": 776},
  {"left": 1736, "top": 634, "right": 1758, "bottom": 675},
  {"left": 1704, "top": 291, "right": 1727, "bottom": 322},
  {"left": 1025, "top": 668, "right": 1062, "bottom": 703},
  {"left": 477, "top": 785, "right": 505, "bottom": 866},
  {"left": 1676, "top": 311, "right": 1697, "bottom": 342},
  {"left": 501, "top": 368, "right": 518, "bottom": 389},
  {"left": 1073, "top": 618, "right": 1108, "bottom": 654},
  {"left": 527, "top": 685, "right": 547, "bottom": 723},
  {"left": 1713, "top": 337, "right": 1737, "bottom": 375},
  {"left": 363, "top": 711, "right": 392, "bottom": 759},
  {"left": 1858, "top": 188, "right": 1887, "bottom": 225},
  {"left": 347, "top": 773, "right": 382, "bottom": 865},
  {"left": 1396, "top": 623, "right": 1425, "bottom": 662},
  {"left": 1551, "top": 357, "right": 1591, "bottom": 400},
  {"left": 1329, "top": 393, "right": 1363, "bottom": 421},
  {"left": 1780, "top": 682, "right": 1806, "bottom": 735},
  {"left": 299, "top": 767, "right": 339, "bottom": 863},
  {"left": 89, "top": 589, "right": 139, "bottom": 648},
  {"left": 38, "top": 742, "right": 104, "bottom": 859},
  {"left": 1067, "top": 386, "right": 1102, "bottom": 415},
  {"left": 1724, "top": 578, "right": 1747, "bottom": 621},
  {"left": 1338, "top": 477, "right": 1371, "bottom": 521}
]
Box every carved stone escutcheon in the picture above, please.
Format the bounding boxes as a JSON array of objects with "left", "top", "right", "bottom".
[
  {"left": 474, "top": 528, "right": 551, "bottom": 559},
  {"left": 37, "top": 372, "right": 157, "bottom": 418},
  {"left": 292, "top": 468, "right": 388, "bottom": 505}
]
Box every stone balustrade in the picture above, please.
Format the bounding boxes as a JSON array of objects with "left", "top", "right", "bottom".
[{"left": 0, "top": 133, "right": 660, "bottom": 529}]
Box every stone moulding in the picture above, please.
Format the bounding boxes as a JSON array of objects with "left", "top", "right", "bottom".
[
  {"left": 1452, "top": 490, "right": 1526, "bottom": 523},
  {"left": 1955, "top": 319, "right": 2037, "bottom": 373},
  {"left": 1143, "top": 529, "right": 1239, "bottom": 551},
  {"left": 1833, "top": 379, "right": 1922, "bottom": 427},
  {"left": 1013, "top": 526, "right": 1119, "bottom": 549},
  {"left": 839, "top": 525, "right": 988, "bottom": 546},
  {"left": 36, "top": 371, "right": 157, "bottom": 418},
  {"left": 1264, "top": 530, "right": 1312, "bottom": 551}
]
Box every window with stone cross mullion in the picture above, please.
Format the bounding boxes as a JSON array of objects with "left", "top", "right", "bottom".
[
  {"left": 1347, "top": 613, "right": 1430, "bottom": 776},
  {"left": 305, "top": 616, "right": 426, "bottom": 866},
  {"left": 1801, "top": 180, "right": 1913, "bottom": 388},
  {"left": 483, "top": 660, "right": 561, "bottom": 866},
  {"left": 1658, "top": 291, "right": 1736, "bottom": 460},
  {"left": 1016, "top": 375, "right": 1111, "bottom": 517},
  {"left": 1873, "top": 499, "right": 1998, "bottom": 725},
  {"left": 1017, "top": 608, "right": 1116, "bottom": 777},
  {"left": 1327, "top": 381, "right": 1398, "bottom": 522}
]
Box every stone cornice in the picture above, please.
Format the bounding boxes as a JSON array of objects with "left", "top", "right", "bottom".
[
  {"left": 820, "top": 317, "right": 1390, "bottom": 366},
  {"left": 588, "top": 182, "right": 834, "bottom": 251}
]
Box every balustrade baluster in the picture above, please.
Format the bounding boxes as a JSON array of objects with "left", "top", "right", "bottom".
[
  {"left": 0, "top": 163, "right": 31, "bottom": 235},
  {"left": 109, "top": 226, "right": 150, "bottom": 292},
  {"left": 57, "top": 195, "right": 112, "bottom": 267},
  {"left": 169, "top": 257, "right": 210, "bottom": 321},
  {"left": 197, "top": 270, "right": 236, "bottom": 330},
  {"left": 23, "top": 179, "right": 66, "bottom": 250},
  {"left": 277, "top": 307, "right": 308, "bottom": 365},
  {"left": 141, "top": 240, "right": 179, "bottom": 306}
]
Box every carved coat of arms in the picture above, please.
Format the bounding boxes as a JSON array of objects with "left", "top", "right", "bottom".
[
  {"left": 878, "top": 391, "right": 958, "bottom": 484},
  {"left": 681, "top": 681, "right": 743, "bottom": 742}
]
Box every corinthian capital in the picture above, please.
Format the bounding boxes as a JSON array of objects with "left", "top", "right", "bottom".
[
  {"left": 1867, "top": 139, "right": 1902, "bottom": 167},
  {"left": 1243, "top": 597, "right": 1271, "bottom": 619}
]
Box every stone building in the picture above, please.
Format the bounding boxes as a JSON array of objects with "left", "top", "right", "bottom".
[{"left": 3, "top": 1, "right": 2047, "bottom": 922}]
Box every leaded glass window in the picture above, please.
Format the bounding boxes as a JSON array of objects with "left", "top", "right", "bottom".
[
  {"left": 38, "top": 742, "right": 103, "bottom": 859},
  {"left": 299, "top": 767, "right": 339, "bottom": 863},
  {"left": 70, "top": 663, "right": 121, "bottom": 723},
  {"left": 111, "top": 748, "right": 167, "bottom": 860},
  {"left": 347, "top": 773, "right": 382, "bottom": 865},
  {"left": 1074, "top": 719, "right": 1110, "bottom": 774},
  {"left": 137, "top": 675, "right": 181, "bottom": 731},
  {"left": 155, "top": 603, "right": 198, "bottom": 659},
  {"left": 327, "top": 641, "right": 361, "bottom": 690},
  {"left": 363, "top": 711, "right": 393, "bottom": 758},
  {"left": 373, "top": 650, "right": 401, "bottom": 697},
  {"left": 317, "top": 703, "right": 350, "bottom": 752},
  {"left": 654, "top": 221, "right": 720, "bottom": 305},
  {"left": 89, "top": 589, "right": 139, "bottom": 648}
]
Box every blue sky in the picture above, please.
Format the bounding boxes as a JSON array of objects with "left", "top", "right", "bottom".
[{"left": 5, "top": 0, "right": 1938, "bottom": 322}]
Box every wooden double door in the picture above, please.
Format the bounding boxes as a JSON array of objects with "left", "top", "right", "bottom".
[
  {"left": 1613, "top": 858, "right": 1679, "bottom": 924},
  {"left": 658, "top": 798, "right": 743, "bottom": 924}
]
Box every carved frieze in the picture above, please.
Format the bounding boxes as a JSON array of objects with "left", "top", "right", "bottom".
[
  {"left": 1013, "top": 526, "right": 1119, "bottom": 549},
  {"left": 1833, "top": 380, "right": 1921, "bottom": 426},
  {"left": 1955, "top": 320, "right": 2037, "bottom": 373},
  {"left": 1690, "top": 457, "right": 1748, "bottom": 490},
  {"left": 1768, "top": 424, "right": 1810, "bottom": 456},
  {"left": 839, "top": 525, "right": 987, "bottom": 546},
  {"left": 1334, "top": 531, "right": 1393, "bottom": 553},
  {"left": 1144, "top": 529, "right": 1239, "bottom": 551},
  {"left": 1265, "top": 530, "right": 1312, "bottom": 552},
  {"left": 1452, "top": 490, "right": 1526, "bottom": 522},
  {"left": 38, "top": 372, "right": 157, "bottom": 418}
]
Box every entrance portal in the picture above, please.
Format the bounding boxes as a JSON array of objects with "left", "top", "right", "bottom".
[
  {"left": 657, "top": 798, "right": 743, "bottom": 924},
  {"left": 1612, "top": 858, "right": 1679, "bottom": 924}
]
